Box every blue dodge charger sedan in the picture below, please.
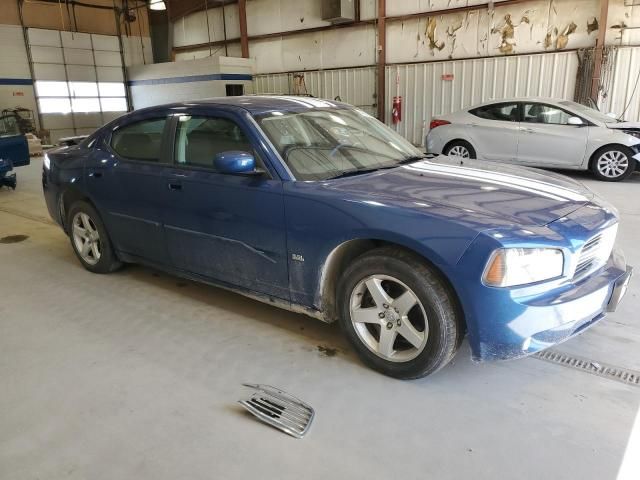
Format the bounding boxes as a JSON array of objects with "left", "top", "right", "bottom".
[{"left": 42, "top": 96, "right": 632, "bottom": 379}]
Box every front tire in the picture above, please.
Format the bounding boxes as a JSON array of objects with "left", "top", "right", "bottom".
[
  {"left": 337, "top": 247, "right": 462, "bottom": 379},
  {"left": 591, "top": 146, "right": 635, "bottom": 182},
  {"left": 68, "top": 201, "right": 122, "bottom": 273},
  {"left": 443, "top": 140, "right": 476, "bottom": 159}
]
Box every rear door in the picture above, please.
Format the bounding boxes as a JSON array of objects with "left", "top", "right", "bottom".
[
  {"left": 516, "top": 102, "right": 588, "bottom": 167},
  {"left": 161, "top": 109, "right": 289, "bottom": 299},
  {"left": 467, "top": 102, "right": 521, "bottom": 163},
  {"left": 85, "top": 115, "right": 171, "bottom": 263}
]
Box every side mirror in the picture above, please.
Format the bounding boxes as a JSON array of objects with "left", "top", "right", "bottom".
[
  {"left": 213, "top": 151, "right": 259, "bottom": 175},
  {"left": 567, "top": 116, "right": 584, "bottom": 126}
]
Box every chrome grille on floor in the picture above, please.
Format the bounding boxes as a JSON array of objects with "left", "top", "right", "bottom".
[
  {"left": 573, "top": 224, "right": 617, "bottom": 280},
  {"left": 239, "top": 384, "right": 315, "bottom": 438}
]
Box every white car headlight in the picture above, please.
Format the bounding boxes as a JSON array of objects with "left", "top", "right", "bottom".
[
  {"left": 483, "top": 248, "right": 564, "bottom": 287},
  {"left": 43, "top": 153, "right": 51, "bottom": 170}
]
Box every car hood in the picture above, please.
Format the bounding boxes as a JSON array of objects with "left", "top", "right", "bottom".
[
  {"left": 326, "top": 156, "right": 594, "bottom": 227},
  {"left": 606, "top": 121, "right": 640, "bottom": 130}
]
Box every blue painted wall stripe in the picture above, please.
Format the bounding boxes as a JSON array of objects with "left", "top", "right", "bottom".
[
  {"left": 127, "top": 73, "right": 252, "bottom": 87},
  {"left": 0, "top": 78, "right": 34, "bottom": 86}
]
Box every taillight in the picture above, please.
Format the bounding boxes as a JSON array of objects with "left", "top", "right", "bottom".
[{"left": 430, "top": 119, "right": 451, "bottom": 130}]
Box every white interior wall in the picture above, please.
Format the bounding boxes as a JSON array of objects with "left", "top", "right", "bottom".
[
  {"left": 127, "top": 56, "right": 254, "bottom": 109},
  {"left": 0, "top": 25, "right": 38, "bottom": 129},
  {"left": 604, "top": 46, "right": 640, "bottom": 123}
]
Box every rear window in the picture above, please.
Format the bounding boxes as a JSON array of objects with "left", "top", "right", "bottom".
[{"left": 111, "top": 118, "right": 166, "bottom": 161}]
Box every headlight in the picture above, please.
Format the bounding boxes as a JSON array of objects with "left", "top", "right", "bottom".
[
  {"left": 483, "top": 248, "right": 564, "bottom": 287},
  {"left": 43, "top": 153, "right": 50, "bottom": 170}
]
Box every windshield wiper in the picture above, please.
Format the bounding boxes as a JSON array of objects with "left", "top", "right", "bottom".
[
  {"left": 326, "top": 155, "right": 428, "bottom": 180},
  {"left": 326, "top": 167, "right": 386, "bottom": 180}
]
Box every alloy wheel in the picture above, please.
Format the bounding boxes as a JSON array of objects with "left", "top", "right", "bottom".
[
  {"left": 448, "top": 145, "right": 470, "bottom": 158},
  {"left": 349, "top": 274, "right": 429, "bottom": 362},
  {"left": 72, "top": 212, "right": 101, "bottom": 266},
  {"left": 597, "top": 150, "right": 629, "bottom": 179}
]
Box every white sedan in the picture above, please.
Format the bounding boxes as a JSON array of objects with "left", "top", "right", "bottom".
[{"left": 426, "top": 98, "right": 640, "bottom": 181}]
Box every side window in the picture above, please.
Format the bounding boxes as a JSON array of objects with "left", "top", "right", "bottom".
[
  {"left": 111, "top": 118, "right": 167, "bottom": 161},
  {"left": 523, "top": 103, "right": 572, "bottom": 125},
  {"left": 470, "top": 103, "right": 520, "bottom": 122},
  {"left": 174, "top": 116, "right": 254, "bottom": 170}
]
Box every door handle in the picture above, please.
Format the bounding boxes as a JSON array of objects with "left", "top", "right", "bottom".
[
  {"left": 89, "top": 171, "right": 102, "bottom": 178},
  {"left": 168, "top": 182, "right": 182, "bottom": 191}
]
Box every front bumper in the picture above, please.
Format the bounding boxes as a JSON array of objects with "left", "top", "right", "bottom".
[{"left": 461, "top": 247, "right": 630, "bottom": 361}]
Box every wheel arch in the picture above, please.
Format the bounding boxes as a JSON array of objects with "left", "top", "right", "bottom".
[
  {"left": 59, "top": 187, "right": 97, "bottom": 234},
  {"left": 442, "top": 138, "right": 476, "bottom": 156},
  {"left": 317, "top": 238, "right": 466, "bottom": 334},
  {"left": 588, "top": 143, "right": 635, "bottom": 170}
]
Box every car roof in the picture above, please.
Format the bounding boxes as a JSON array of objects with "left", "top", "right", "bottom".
[{"left": 132, "top": 95, "right": 351, "bottom": 117}]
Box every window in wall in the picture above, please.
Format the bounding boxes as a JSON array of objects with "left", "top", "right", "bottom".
[
  {"left": 35, "top": 80, "right": 127, "bottom": 114},
  {"left": 38, "top": 97, "right": 72, "bottom": 114},
  {"left": 35, "top": 81, "right": 69, "bottom": 97},
  {"left": 225, "top": 84, "right": 244, "bottom": 96},
  {"left": 100, "top": 97, "right": 127, "bottom": 112},
  {"left": 111, "top": 118, "right": 167, "bottom": 162}
]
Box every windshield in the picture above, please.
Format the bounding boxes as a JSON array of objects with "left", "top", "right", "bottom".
[
  {"left": 256, "top": 108, "right": 423, "bottom": 181},
  {"left": 558, "top": 100, "right": 620, "bottom": 123}
]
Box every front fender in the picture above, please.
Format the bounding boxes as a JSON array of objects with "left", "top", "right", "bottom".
[{"left": 283, "top": 183, "right": 481, "bottom": 309}]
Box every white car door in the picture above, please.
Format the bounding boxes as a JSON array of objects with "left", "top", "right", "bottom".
[
  {"left": 466, "top": 102, "right": 520, "bottom": 162},
  {"left": 517, "top": 103, "right": 588, "bottom": 167}
]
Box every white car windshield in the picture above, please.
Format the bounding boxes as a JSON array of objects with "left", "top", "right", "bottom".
[
  {"left": 558, "top": 100, "right": 621, "bottom": 123},
  {"left": 256, "top": 108, "right": 424, "bottom": 181}
]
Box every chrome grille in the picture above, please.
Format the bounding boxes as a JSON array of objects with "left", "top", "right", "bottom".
[
  {"left": 574, "top": 225, "right": 617, "bottom": 279},
  {"left": 239, "top": 384, "right": 314, "bottom": 438}
]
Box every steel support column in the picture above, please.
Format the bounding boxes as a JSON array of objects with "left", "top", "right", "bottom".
[
  {"left": 376, "top": 0, "right": 386, "bottom": 121},
  {"left": 238, "top": 0, "right": 249, "bottom": 58},
  {"left": 591, "top": 0, "right": 609, "bottom": 100}
]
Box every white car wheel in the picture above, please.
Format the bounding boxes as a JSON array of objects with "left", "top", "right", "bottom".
[{"left": 592, "top": 147, "right": 634, "bottom": 182}]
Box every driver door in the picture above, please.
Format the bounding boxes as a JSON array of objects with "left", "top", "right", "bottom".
[{"left": 161, "top": 111, "right": 290, "bottom": 300}]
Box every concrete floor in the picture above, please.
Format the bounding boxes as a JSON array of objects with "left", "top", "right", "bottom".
[{"left": 1, "top": 158, "right": 639, "bottom": 480}]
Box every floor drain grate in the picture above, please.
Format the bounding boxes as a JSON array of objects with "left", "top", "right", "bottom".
[{"left": 535, "top": 349, "right": 640, "bottom": 387}]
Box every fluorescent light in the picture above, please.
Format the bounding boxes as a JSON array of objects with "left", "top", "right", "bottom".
[{"left": 149, "top": 0, "right": 166, "bottom": 11}]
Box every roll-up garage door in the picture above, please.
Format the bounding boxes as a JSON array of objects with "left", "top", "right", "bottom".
[{"left": 27, "top": 28, "right": 129, "bottom": 144}]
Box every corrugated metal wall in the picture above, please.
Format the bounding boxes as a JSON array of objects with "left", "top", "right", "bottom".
[
  {"left": 604, "top": 46, "right": 640, "bottom": 123},
  {"left": 386, "top": 51, "right": 580, "bottom": 145},
  {"left": 254, "top": 67, "right": 376, "bottom": 115},
  {"left": 254, "top": 51, "right": 581, "bottom": 145}
]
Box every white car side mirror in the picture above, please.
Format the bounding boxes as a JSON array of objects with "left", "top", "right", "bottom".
[{"left": 567, "top": 116, "right": 584, "bottom": 126}]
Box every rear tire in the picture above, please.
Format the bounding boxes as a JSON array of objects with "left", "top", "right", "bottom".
[
  {"left": 590, "top": 146, "right": 635, "bottom": 182},
  {"left": 337, "top": 247, "right": 462, "bottom": 379},
  {"left": 443, "top": 140, "right": 476, "bottom": 159},
  {"left": 67, "top": 201, "right": 122, "bottom": 274}
]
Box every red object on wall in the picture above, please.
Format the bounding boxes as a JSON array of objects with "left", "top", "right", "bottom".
[
  {"left": 441, "top": 73, "right": 454, "bottom": 81},
  {"left": 392, "top": 96, "right": 402, "bottom": 124}
]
